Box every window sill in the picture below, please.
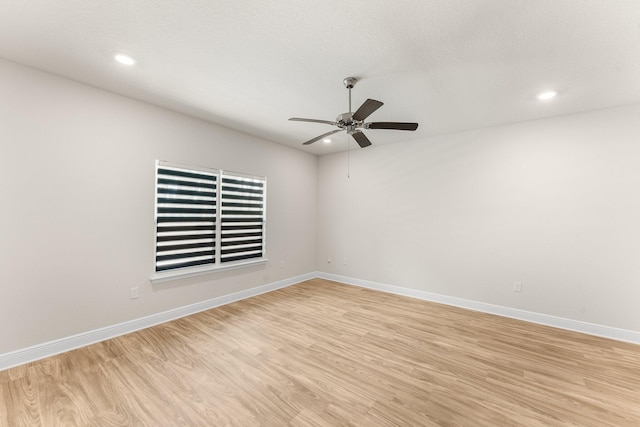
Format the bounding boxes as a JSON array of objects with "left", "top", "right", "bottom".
[{"left": 150, "top": 258, "right": 269, "bottom": 284}]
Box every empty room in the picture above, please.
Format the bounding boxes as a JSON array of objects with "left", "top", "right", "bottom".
[{"left": 1, "top": 1, "right": 640, "bottom": 425}]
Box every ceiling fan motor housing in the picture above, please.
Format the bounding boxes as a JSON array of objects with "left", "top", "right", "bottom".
[
  {"left": 337, "top": 112, "right": 356, "bottom": 125},
  {"left": 336, "top": 112, "right": 361, "bottom": 134}
]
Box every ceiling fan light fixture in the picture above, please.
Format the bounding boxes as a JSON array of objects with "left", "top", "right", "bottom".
[
  {"left": 322, "top": 138, "right": 332, "bottom": 143},
  {"left": 536, "top": 89, "right": 557, "bottom": 101},
  {"left": 114, "top": 52, "right": 136, "bottom": 66}
]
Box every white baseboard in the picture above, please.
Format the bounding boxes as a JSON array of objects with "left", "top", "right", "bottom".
[
  {"left": 0, "top": 272, "right": 316, "bottom": 371},
  {"left": 317, "top": 272, "right": 640, "bottom": 345}
]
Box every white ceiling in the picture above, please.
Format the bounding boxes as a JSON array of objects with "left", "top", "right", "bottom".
[{"left": 1, "top": 1, "right": 639, "bottom": 155}]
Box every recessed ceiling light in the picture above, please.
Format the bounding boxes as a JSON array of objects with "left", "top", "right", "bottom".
[
  {"left": 536, "top": 90, "right": 557, "bottom": 101},
  {"left": 114, "top": 53, "right": 136, "bottom": 66},
  {"left": 323, "top": 138, "right": 332, "bottom": 144}
]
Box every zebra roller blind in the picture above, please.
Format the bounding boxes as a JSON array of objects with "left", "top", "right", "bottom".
[
  {"left": 220, "top": 173, "right": 265, "bottom": 263},
  {"left": 155, "top": 161, "right": 266, "bottom": 273}
]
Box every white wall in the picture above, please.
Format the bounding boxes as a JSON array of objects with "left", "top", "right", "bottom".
[
  {"left": 318, "top": 104, "right": 640, "bottom": 332},
  {"left": 0, "top": 58, "right": 317, "bottom": 355}
]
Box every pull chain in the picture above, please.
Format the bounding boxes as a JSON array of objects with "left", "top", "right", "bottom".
[
  {"left": 347, "top": 133, "right": 350, "bottom": 178},
  {"left": 347, "top": 86, "right": 352, "bottom": 178}
]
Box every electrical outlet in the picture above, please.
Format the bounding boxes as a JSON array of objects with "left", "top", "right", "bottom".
[
  {"left": 513, "top": 281, "right": 522, "bottom": 292},
  {"left": 130, "top": 287, "right": 140, "bottom": 299},
  {"left": 327, "top": 257, "right": 332, "bottom": 264}
]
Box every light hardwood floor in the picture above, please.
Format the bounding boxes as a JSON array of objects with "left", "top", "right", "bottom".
[{"left": 2, "top": 279, "right": 640, "bottom": 426}]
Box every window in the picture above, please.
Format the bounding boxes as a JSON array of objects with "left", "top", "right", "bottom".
[{"left": 154, "top": 161, "right": 266, "bottom": 278}]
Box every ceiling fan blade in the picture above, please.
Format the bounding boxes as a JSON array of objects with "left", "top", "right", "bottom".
[
  {"left": 352, "top": 99, "right": 384, "bottom": 122},
  {"left": 351, "top": 131, "right": 372, "bottom": 148},
  {"left": 289, "top": 117, "right": 337, "bottom": 126},
  {"left": 302, "top": 129, "right": 343, "bottom": 145},
  {"left": 366, "top": 122, "right": 419, "bottom": 131}
]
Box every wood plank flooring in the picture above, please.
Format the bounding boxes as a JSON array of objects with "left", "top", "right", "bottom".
[{"left": 2, "top": 278, "right": 640, "bottom": 426}]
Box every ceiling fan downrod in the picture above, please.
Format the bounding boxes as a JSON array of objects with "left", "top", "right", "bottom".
[{"left": 343, "top": 77, "right": 357, "bottom": 114}]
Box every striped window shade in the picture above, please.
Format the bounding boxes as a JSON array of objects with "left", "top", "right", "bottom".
[
  {"left": 154, "top": 161, "right": 266, "bottom": 274},
  {"left": 220, "top": 173, "right": 266, "bottom": 263}
]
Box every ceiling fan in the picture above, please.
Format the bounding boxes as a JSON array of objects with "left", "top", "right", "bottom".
[{"left": 289, "top": 77, "right": 419, "bottom": 148}]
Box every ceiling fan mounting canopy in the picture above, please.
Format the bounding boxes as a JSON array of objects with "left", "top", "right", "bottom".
[
  {"left": 343, "top": 77, "right": 357, "bottom": 89},
  {"left": 289, "top": 77, "right": 419, "bottom": 148}
]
